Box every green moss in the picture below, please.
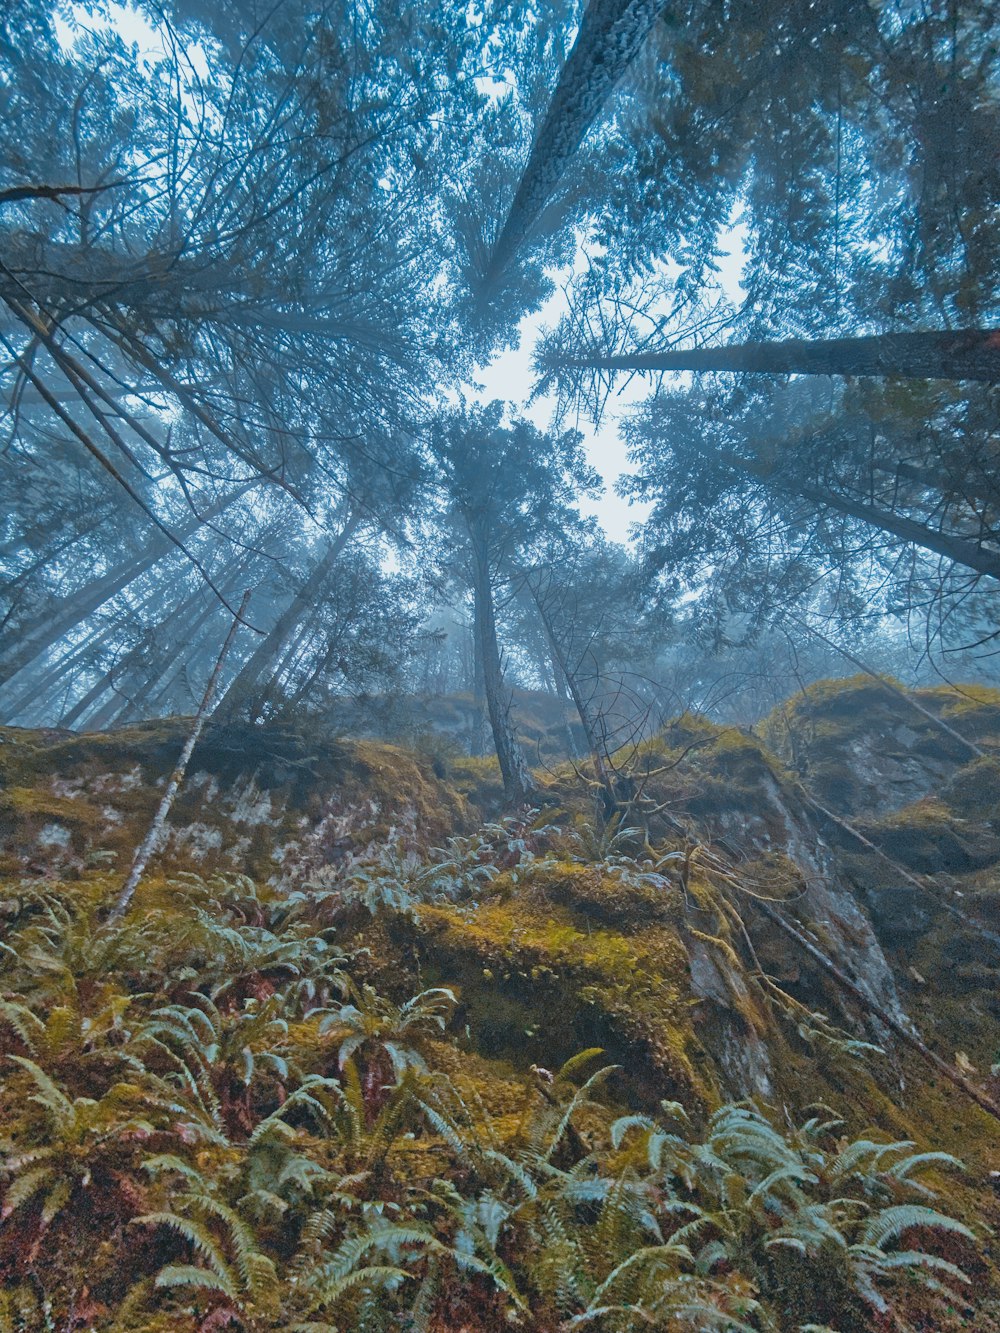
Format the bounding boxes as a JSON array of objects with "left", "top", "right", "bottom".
[
  {"left": 925, "top": 681, "right": 1000, "bottom": 719},
  {"left": 444, "top": 753, "right": 505, "bottom": 812},
  {"left": 942, "top": 756, "right": 1000, "bottom": 821},
  {"left": 0, "top": 719, "right": 474, "bottom": 880},
  {"left": 0, "top": 785, "right": 102, "bottom": 827},
  {"left": 407, "top": 896, "right": 707, "bottom": 1108},
  {"left": 859, "top": 797, "right": 1000, "bottom": 874}
]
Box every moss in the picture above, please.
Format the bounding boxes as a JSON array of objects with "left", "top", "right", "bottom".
[
  {"left": 0, "top": 785, "right": 102, "bottom": 827},
  {"left": 403, "top": 894, "right": 708, "bottom": 1109},
  {"left": 527, "top": 859, "right": 680, "bottom": 928},
  {"left": 926, "top": 681, "right": 1000, "bottom": 721},
  {"left": 941, "top": 756, "right": 1000, "bottom": 822},
  {"left": 0, "top": 719, "right": 474, "bottom": 881},
  {"left": 859, "top": 797, "right": 1000, "bottom": 874},
  {"left": 444, "top": 754, "right": 505, "bottom": 813}
]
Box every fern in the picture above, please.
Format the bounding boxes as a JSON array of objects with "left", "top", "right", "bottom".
[{"left": 861, "top": 1203, "right": 975, "bottom": 1249}]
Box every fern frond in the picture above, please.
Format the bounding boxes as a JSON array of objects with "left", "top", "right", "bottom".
[
  {"left": 543, "top": 1064, "right": 619, "bottom": 1161},
  {"left": 130, "top": 1211, "right": 238, "bottom": 1294},
  {"left": 862, "top": 1204, "right": 975, "bottom": 1249},
  {"left": 2, "top": 1165, "right": 54, "bottom": 1216},
  {"left": 555, "top": 1048, "right": 605, "bottom": 1085},
  {"left": 306, "top": 1263, "right": 411, "bottom": 1309},
  {"left": 152, "top": 1263, "right": 236, "bottom": 1299},
  {"left": 7, "top": 1056, "right": 74, "bottom": 1122},
  {"left": 0, "top": 999, "right": 45, "bottom": 1052}
]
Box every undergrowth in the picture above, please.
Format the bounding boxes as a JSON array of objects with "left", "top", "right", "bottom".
[{"left": 0, "top": 822, "right": 985, "bottom": 1332}]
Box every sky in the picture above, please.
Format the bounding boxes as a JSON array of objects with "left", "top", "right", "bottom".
[{"left": 470, "top": 236, "right": 749, "bottom": 545}]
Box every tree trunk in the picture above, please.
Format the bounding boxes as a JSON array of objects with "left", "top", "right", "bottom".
[
  {"left": 480, "top": 0, "right": 668, "bottom": 296},
  {"left": 72, "top": 585, "right": 239, "bottom": 731},
  {"left": 719, "top": 448, "right": 1000, "bottom": 582},
  {"left": 550, "top": 329, "right": 1000, "bottom": 382},
  {"left": 472, "top": 546, "right": 537, "bottom": 805},
  {"left": 0, "top": 488, "right": 248, "bottom": 688},
  {"left": 58, "top": 591, "right": 213, "bottom": 730},
  {"left": 794, "top": 482, "right": 1000, "bottom": 581},
  {"left": 2, "top": 622, "right": 118, "bottom": 723},
  {"left": 0, "top": 580, "right": 168, "bottom": 723},
  {"left": 470, "top": 592, "right": 489, "bottom": 756},
  {"left": 107, "top": 590, "right": 251, "bottom": 923},
  {"left": 869, "top": 457, "right": 1000, "bottom": 506},
  {"left": 251, "top": 611, "right": 319, "bottom": 718},
  {"left": 216, "top": 510, "right": 361, "bottom": 719}
]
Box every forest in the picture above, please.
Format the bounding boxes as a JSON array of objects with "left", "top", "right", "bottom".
[{"left": 1, "top": 0, "right": 999, "bottom": 1329}]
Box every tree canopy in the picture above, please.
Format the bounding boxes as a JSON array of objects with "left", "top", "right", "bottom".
[{"left": 2, "top": 0, "right": 998, "bottom": 756}]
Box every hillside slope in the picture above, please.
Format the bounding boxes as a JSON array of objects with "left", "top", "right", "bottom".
[{"left": 1, "top": 679, "right": 998, "bottom": 1330}]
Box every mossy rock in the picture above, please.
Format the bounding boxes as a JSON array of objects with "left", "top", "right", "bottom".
[
  {"left": 941, "top": 756, "right": 1000, "bottom": 823},
  {"left": 762, "top": 677, "right": 997, "bottom": 817},
  {"left": 444, "top": 753, "right": 505, "bottom": 813},
  {"left": 0, "top": 718, "right": 474, "bottom": 881},
  {"left": 394, "top": 892, "right": 708, "bottom": 1109},
  {"left": 526, "top": 859, "right": 678, "bottom": 928},
  {"left": 860, "top": 798, "right": 1000, "bottom": 874}
]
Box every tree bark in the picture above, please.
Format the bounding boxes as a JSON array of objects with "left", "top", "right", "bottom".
[
  {"left": 472, "top": 545, "right": 537, "bottom": 805},
  {"left": 470, "top": 591, "right": 489, "bottom": 757},
  {"left": 480, "top": 0, "right": 668, "bottom": 296},
  {"left": 719, "top": 448, "right": 1000, "bottom": 582},
  {"left": 549, "top": 329, "right": 1000, "bottom": 382},
  {"left": 794, "top": 481, "right": 1000, "bottom": 581}
]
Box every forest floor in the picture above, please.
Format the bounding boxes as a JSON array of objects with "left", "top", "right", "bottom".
[{"left": 1, "top": 676, "right": 999, "bottom": 1331}]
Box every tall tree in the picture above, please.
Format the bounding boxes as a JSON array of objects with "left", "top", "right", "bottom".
[
  {"left": 430, "top": 404, "right": 598, "bottom": 804},
  {"left": 543, "top": 329, "right": 1000, "bottom": 385},
  {"left": 478, "top": 0, "right": 668, "bottom": 299}
]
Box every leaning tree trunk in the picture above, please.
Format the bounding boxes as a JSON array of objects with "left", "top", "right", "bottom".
[
  {"left": 108, "top": 590, "right": 251, "bottom": 923},
  {"left": 216, "top": 510, "right": 361, "bottom": 719},
  {"left": 717, "top": 446, "right": 1000, "bottom": 583},
  {"left": 480, "top": 0, "right": 668, "bottom": 296},
  {"left": 546, "top": 328, "right": 1000, "bottom": 383},
  {"left": 0, "top": 487, "right": 248, "bottom": 688},
  {"left": 472, "top": 547, "right": 537, "bottom": 806},
  {"left": 0, "top": 580, "right": 169, "bottom": 723},
  {"left": 57, "top": 589, "right": 217, "bottom": 730},
  {"left": 250, "top": 608, "right": 320, "bottom": 718},
  {"left": 796, "top": 483, "right": 1000, "bottom": 580}
]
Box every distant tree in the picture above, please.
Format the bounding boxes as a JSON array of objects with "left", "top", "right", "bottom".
[
  {"left": 430, "top": 403, "right": 598, "bottom": 805},
  {"left": 518, "top": 529, "right": 648, "bottom": 808}
]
